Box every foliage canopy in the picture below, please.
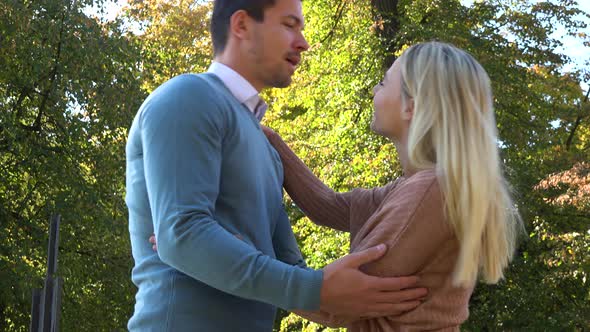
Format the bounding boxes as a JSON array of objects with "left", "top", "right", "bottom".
[{"left": 0, "top": 0, "right": 588, "bottom": 330}]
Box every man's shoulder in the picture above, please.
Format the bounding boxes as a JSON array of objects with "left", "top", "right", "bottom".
[
  {"left": 155, "top": 73, "right": 222, "bottom": 98},
  {"left": 131, "top": 74, "right": 234, "bottom": 133},
  {"left": 141, "top": 73, "right": 230, "bottom": 116}
]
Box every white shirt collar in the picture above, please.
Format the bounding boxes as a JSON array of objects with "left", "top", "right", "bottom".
[{"left": 207, "top": 62, "right": 268, "bottom": 121}]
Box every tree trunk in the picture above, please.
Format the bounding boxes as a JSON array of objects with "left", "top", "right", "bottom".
[{"left": 371, "top": 0, "right": 400, "bottom": 69}]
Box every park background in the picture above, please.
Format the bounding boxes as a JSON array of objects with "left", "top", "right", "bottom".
[{"left": 1, "top": 0, "right": 589, "bottom": 330}]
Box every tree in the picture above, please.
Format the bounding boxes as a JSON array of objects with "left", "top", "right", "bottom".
[
  {"left": 0, "top": 0, "right": 144, "bottom": 329},
  {"left": 123, "top": 0, "right": 213, "bottom": 91},
  {"left": 265, "top": 0, "right": 589, "bottom": 330},
  {"left": 2, "top": 0, "right": 588, "bottom": 330}
]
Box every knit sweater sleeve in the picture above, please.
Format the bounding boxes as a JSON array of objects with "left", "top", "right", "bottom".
[
  {"left": 344, "top": 179, "right": 404, "bottom": 238},
  {"left": 266, "top": 131, "right": 351, "bottom": 232},
  {"left": 351, "top": 170, "right": 452, "bottom": 276},
  {"left": 348, "top": 170, "right": 471, "bottom": 330}
]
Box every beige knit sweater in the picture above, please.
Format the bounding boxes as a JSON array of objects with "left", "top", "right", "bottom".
[{"left": 268, "top": 133, "right": 474, "bottom": 331}]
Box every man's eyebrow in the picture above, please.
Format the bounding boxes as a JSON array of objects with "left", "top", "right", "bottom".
[{"left": 285, "top": 14, "right": 305, "bottom": 29}]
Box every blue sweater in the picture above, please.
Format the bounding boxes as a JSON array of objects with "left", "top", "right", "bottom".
[{"left": 125, "top": 73, "right": 323, "bottom": 331}]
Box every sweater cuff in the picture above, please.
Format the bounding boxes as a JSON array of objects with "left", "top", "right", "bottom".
[{"left": 288, "top": 268, "right": 323, "bottom": 311}]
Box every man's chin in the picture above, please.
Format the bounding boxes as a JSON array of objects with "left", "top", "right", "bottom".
[{"left": 270, "top": 77, "right": 292, "bottom": 89}]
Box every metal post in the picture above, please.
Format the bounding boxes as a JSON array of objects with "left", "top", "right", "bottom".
[
  {"left": 29, "top": 289, "right": 42, "bottom": 332},
  {"left": 51, "top": 277, "right": 63, "bottom": 331},
  {"left": 30, "top": 214, "right": 62, "bottom": 332},
  {"left": 46, "top": 214, "right": 60, "bottom": 277}
]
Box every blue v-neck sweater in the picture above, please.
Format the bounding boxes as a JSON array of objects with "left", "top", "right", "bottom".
[{"left": 125, "top": 73, "right": 323, "bottom": 331}]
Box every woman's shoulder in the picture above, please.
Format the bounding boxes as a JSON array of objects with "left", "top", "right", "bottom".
[
  {"left": 405, "top": 168, "right": 438, "bottom": 184},
  {"left": 390, "top": 168, "right": 441, "bottom": 201}
]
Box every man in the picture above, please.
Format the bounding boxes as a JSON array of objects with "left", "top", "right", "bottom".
[{"left": 125, "top": 0, "right": 426, "bottom": 331}]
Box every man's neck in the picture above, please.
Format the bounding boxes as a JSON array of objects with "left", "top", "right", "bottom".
[{"left": 213, "top": 53, "right": 263, "bottom": 92}]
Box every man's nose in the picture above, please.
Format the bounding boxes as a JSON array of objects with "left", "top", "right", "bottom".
[{"left": 295, "top": 32, "right": 310, "bottom": 52}]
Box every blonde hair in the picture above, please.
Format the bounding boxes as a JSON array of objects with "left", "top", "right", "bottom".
[{"left": 398, "top": 42, "right": 522, "bottom": 287}]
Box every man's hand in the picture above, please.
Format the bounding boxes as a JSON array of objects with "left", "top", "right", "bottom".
[{"left": 320, "top": 244, "right": 427, "bottom": 317}]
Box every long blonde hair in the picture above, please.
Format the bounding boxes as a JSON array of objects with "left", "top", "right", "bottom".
[{"left": 398, "top": 42, "right": 522, "bottom": 287}]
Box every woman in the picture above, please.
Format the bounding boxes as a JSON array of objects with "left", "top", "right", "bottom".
[{"left": 264, "top": 41, "right": 522, "bottom": 331}]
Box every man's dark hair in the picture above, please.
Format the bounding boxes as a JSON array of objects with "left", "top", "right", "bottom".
[{"left": 210, "top": 0, "right": 277, "bottom": 56}]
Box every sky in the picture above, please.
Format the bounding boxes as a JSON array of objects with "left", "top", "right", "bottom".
[
  {"left": 93, "top": 0, "right": 589, "bottom": 87},
  {"left": 460, "top": 0, "right": 590, "bottom": 73}
]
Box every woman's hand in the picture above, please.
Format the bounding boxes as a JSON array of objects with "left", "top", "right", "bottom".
[
  {"left": 149, "top": 234, "right": 157, "bottom": 251},
  {"left": 260, "top": 125, "right": 277, "bottom": 140}
]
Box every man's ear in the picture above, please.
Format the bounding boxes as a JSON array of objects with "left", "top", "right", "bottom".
[
  {"left": 402, "top": 98, "right": 414, "bottom": 121},
  {"left": 229, "top": 10, "right": 253, "bottom": 41}
]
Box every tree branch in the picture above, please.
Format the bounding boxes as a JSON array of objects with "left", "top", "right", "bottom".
[
  {"left": 28, "top": 0, "right": 72, "bottom": 132},
  {"left": 13, "top": 88, "right": 30, "bottom": 119},
  {"left": 565, "top": 85, "right": 589, "bottom": 151},
  {"left": 319, "top": 0, "right": 347, "bottom": 45},
  {"left": 371, "top": 0, "right": 400, "bottom": 69}
]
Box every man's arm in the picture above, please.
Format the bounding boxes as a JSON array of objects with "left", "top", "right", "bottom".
[{"left": 141, "top": 76, "right": 322, "bottom": 310}]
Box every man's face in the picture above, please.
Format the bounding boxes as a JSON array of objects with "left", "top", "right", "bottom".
[{"left": 248, "top": 0, "right": 309, "bottom": 89}]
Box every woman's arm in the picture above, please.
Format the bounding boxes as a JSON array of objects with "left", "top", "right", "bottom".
[
  {"left": 352, "top": 170, "right": 451, "bottom": 276},
  {"left": 291, "top": 310, "right": 359, "bottom": 328},
  {"left": 263, "top": 126, "right": 350, "bottom": 232}
]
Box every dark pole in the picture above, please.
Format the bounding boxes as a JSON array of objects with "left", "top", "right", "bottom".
[
  {"left": 29, "top": 289, "right": 42, "bottom": 332},
  {"left": 30, "top": 214, "right": 62, "bottom": 332},
  {"left": 46, "top": 214, "right": 60, "bottom": 277}
]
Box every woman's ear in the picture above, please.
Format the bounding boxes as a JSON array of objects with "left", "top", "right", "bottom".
[{"left": 402, "top": 98, "right": 414, "bottom": 121}]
